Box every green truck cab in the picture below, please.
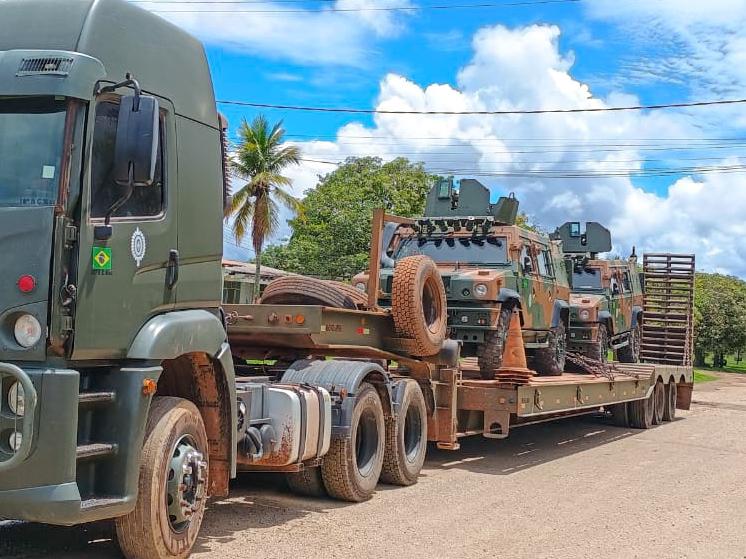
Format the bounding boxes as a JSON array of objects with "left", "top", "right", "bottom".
[
  {"left": 553, "top": 222, "right": 644, "bottom": 362},
  {"left": 0, "top": 0, "right": 236, "bottom": 544},
  {"left": 354, "top": 178, "right": 571, "bottom": 377}
]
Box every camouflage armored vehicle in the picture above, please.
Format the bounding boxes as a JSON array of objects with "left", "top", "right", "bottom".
[
  {"left": 354, "top": 178, "right": 571, "bottom": 377},
  {"left": 553, "top": 222, "right": 643, "bottom": 363}
]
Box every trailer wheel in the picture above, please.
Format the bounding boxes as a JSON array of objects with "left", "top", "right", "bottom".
[
  {"left": 115, "top": 397, "right": 209, "bottom": 559},
  {"left": 391, "top": 256, "right": 447, "bottom": 357},
  {"left": 662, "top": 380, "right": 677, "bottom": 422},
  {"left": 609, "top": 402, "right": 629, "bottom": 427},
  {"left": 381, "top": 381, "right": 428, "bottom": 486},
  {"left": 587, "top": 324, "right": 609, "bottom": 363},
  {"left": 260, "top": 276, "right": 357, "bottom": 309},
  {"left": 477, "top": 306, "right": 513, "bottom": 379},
  {"left": 321, "top": 383, "right": 385, "bottom": 502},
  {"left": 628, "top": 392, "right": 654, "bottom": 429},
  {"left": 286, "top": 466, "right": 327, "bottom": 498},
  {"left": 652, "top": 379, "right": 665, "bottom": 425},
  {"left": 617, "top": 325, "right": 640, "bottom": 363},
  {"left": 532, "top": 322, "right": 567, "bottom": 376}
]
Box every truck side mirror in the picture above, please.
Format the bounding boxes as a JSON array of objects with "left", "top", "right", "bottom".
[{"left": 114, "top": 94, "right": 160, "bottom": 187}]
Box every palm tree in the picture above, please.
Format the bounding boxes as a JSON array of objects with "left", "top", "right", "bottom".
[{"left": 229, "top": 115, "right": 301, "bottom": 300}]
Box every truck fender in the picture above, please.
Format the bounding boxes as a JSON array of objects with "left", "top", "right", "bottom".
[
  {"left": 631, "top": 306, "right": 643, "bottom": 328},
  {"left": 282, "top": 359, "right": 395, "bottom": 438},
  {"left": 128, "top": 310, "right": 238, "bottom": 478},
  {"left": 551, "top": 299, "right": 570, "bottom": 328}
]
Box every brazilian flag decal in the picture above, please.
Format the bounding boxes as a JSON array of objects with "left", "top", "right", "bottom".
[{"left": 92, "top": 247, "right": 112, "bottom": 271}]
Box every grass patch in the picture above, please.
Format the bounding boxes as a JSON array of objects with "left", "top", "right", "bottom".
[
  {"left": 697, "top": 353, "right": 746, "bottom": 375},
  {"left": 694, "top": 370, "right": 719, "bottom": 383}
]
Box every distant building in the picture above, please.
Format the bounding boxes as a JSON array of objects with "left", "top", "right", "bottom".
[{"left": 222, "top": 259, "right": 293, "bottom": 304}]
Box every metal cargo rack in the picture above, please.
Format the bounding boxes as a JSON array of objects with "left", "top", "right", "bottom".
[{"left": 641, "top": 254, "right": 695, "bottom": 365}]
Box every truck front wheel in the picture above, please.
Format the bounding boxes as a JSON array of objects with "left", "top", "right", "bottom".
[
  {"left": 321, "top": 383, "right": 385, "bottom": 502},
  {"left": 115, "top": 397, "right": 209, "bottom": 559}
]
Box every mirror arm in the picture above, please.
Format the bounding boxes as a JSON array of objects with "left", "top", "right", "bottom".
[
  {"left": 104, "top": 164, "right": 136, "bottom": 226},
  {"left": 96, "top": 73, "right": 142, "bottom": 110}
]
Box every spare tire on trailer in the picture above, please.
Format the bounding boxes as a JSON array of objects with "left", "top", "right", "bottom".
[
  {"left": 326, "top": 281, "right": 369, "bottom": 308},
  {"left": 391, "top": 255, "right": 447, "bottom": 357},
  {"left": 260, "top": 276, "right": 358, "bottom": 309}
]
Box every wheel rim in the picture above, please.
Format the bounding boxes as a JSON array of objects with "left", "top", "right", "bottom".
[
  {"left": 421, "top": 279, "right": 443, "bottom": 335},
  {"left": 403, "top": 404, "right": 423, "bottom": 464},
  {"left": 166, "top": 435, "right": 208, "bottom": 533},
  {"left": 355, "top": 409, "right": 380, "bottom": 477}
]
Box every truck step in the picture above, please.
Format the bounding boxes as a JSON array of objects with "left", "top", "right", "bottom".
[
  {"left": 76, "top": 443, "right": 118, "bottom": 460},
  {"left": 80, "top": 497, "right": 127, "bottom": 512},
  {"left": 78, "top": 391, "right": 116, "bottom": 405}
]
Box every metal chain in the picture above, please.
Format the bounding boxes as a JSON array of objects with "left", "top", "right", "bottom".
[{"left": 566, "top": 351, "right": 617, "bottom": 381}]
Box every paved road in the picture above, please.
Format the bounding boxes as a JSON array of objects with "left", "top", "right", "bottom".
[{"left": 3, "top": 373, "right": 746, "bottom": 559}]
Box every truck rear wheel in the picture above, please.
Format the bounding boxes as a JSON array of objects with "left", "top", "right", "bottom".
[
  {"left": 115, "top": 397, "right": 209, "bottom": 559},
  {"left": 532, "top": 323, "right": 567, "bottom": 376},
  {"left": 381, "top": 381, "right": 428, "bottom": 486},
  {"left": 286, "top": 466, "right": 327, "bottom": 498},
  {"left": 477, "top": 306, "right": 513, "bottom": 379},
  {"left": 652, "top": 379, "right": 665, "bottom": 425},
  {"left": 321, "top": 383, "right": 385, "bottom": 502},
  {"left": 617, "top": 324, "right": 640, "bottom": 363},
  {"left": 662, "top": 380, "right": 677, "bottom": 422},
  {"left": 609, "top": 402, "right": 629, "bottom": 427},
  {"left": 391, "top": 255, "right": 447, "bottom": 357}
]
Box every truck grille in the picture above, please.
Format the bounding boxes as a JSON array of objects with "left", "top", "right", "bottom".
[{"left": 17, "top": 57, "right": 74, "bottom": 76}]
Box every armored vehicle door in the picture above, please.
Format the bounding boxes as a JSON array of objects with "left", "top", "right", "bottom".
[
  {"left": 517, "top": 240, "right": 542, "bottom": 329},
  {"left": 532, "top": 243, "right": 562, "bottom": 330},
  {"left": 72, "top": 96, "right": 178, "bottom": 360},
  {"left": 608, "top": 267, "right": 628, "bottom": 333}
]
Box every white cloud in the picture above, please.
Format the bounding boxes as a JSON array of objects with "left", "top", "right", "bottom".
[
  {"left": 133, "top": 0, "right": 410, "bottom": 66},
  {"left": 286, "top": 23, "right": 746, "bottom": 276}
]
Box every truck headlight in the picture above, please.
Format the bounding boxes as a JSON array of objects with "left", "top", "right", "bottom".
[
  {"left": 8, "top": 382, "right": 25, "bottom": 417},
  {"left": 355, "top": 282, "right": 367, "bottom": 292},
  {"left": 14, "top": 314, "right": 42, "bottom": 348},
  {"left": 474, "top": 284, "right": 488, "bottom": 297},
  {"left": 580, "top": 310, "right": 591, "bottom": 320}
]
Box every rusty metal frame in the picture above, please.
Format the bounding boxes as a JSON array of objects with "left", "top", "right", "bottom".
[{"left": 366, "top": 208, "right": 415, "bottom": 309}]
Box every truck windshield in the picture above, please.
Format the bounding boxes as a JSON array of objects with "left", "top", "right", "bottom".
[
  {"left": 394, "top": 236, "right": 509, "bottom": 264},
  {"left": 0, "top": 97, "right": 66, "bottom": 208},
  {"left": 573, "top": 268, "right": 602, "bottom": 290}
]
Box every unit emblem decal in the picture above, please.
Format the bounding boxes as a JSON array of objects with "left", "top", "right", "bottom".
[{"left": 131, "top": 228, "right": 147, "bottom": 268}]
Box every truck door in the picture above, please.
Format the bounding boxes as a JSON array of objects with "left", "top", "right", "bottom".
[{"left": 72, "top": 96, "right": 178, "bottom": 359}]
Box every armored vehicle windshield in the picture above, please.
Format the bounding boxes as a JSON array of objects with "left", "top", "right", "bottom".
[
  {"left": 394, "top": 236, "right": 509, "bottom": 265},
  {"left": 0, "top": 97, "right": 66, "bottom": 207},
  {"left": 572, "top": 267, "right": 603, "bottom": 290}
]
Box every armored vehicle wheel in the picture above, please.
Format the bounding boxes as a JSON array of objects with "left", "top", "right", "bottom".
[
  {"left": 628, "top": 392, "right": 654, "bottom": 429},
  {"left": 115, "top": 397, "right": 209, "bottom": 559},
  {"left": 286, "top": 466, "right": 327, "bottom": 498},
  {"left": 381, "top": 381, "right": 428, "bottom": 486},
  {"left": 477, "top": 306, "right": 513, "bottom": 379},
  {"left": 662, "top": 380, "right": 677, "bottom": 422},
  {"left": 587, "top": 324, "right": 609, "bottom": 363},
  {"left": 652, "top": 379, "right": 665, "bottom": 425},
  {"left": 260, "top": 276, "right": 358, "bottom": 309},
  {"left": 617, "top": 324, "right": 640, "bottom": 363},
  {"left": 532, "top": 322, "right": 567, "bottom": 376},
  {"left": 391, "top": 255, "right": 447, "bottom": 357},
  {"left": 321, "top": 383, "right": 385, "bottom": 502}
]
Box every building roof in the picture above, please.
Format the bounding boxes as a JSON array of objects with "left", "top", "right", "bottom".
[{"left": 221, "top": 259, "right": 293, "bottom": 279}]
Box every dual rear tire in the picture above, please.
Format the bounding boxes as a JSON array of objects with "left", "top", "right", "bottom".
[
  {"left": 288, "top": 381, "right": 428, "bottom": 502},
  {"left": 622, "top": 378, "right": 677, "bottom": 429}
]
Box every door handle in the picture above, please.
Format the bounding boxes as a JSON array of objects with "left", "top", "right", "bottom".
[{"left": 166, "top": 249, "right": 179, "bottom": 289}]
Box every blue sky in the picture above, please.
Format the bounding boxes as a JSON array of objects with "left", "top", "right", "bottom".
[{"left": 137, "top": 0, "right": 746, "bottom": 276}]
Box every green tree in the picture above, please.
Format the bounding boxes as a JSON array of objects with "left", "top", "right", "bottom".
[
  {"left": 228, "top": 115, "right": 301, "bottom": 299},
  {"left": 694, "top": 272, "right": 746, "bottom": 367},
  {"left": 264, "top": 157, "right": 434, "bottom": 279}
]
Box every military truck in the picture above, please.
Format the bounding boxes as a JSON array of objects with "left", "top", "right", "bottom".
[
  {"left": 553, "top": 222, "right": 643, "bottom": 363},
  {"left": 0, "top": 2, "right": 695, "bottom": 558},
  {"left": 354, "top": 178, "right": 571, "bottom": 377}
]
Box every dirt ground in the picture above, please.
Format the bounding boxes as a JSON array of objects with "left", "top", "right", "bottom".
[{"left": 2, "top": 373, "right": 745, "bottom": 559}]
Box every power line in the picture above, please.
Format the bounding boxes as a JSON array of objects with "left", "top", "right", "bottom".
[
  {"left": 145, "top": 0, "right": 579, "bottom": 13},
  {"left": 218, "top": 96, "right": 746, "bottom": 114}
]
